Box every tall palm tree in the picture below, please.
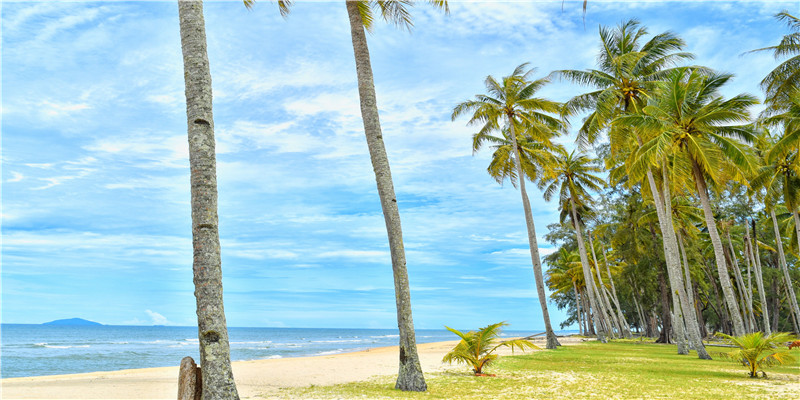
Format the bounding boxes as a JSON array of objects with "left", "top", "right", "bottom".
[
  {"left": 622, "top": 67, "right": 759, "bottom": 337},
  {"left": 751, "top": 130, "right": 800, "bottom": 326},
  {"left": 344, "top": 1, "right": 448, "bottom": 391},
  {"left": 453, "top": 64, "right": 565, "bottom": 349},
  {"left": 244, "top": 0, "right": 448, "bottom": 391},
  {"left": 178, "top": 1, "right": 239, "bottom": 398},
  {"left": 539, "top": 150, "right": 612, "bottom": 341},
  {"left": 555, "top": 20, "right": 710, "bottom": 358}
]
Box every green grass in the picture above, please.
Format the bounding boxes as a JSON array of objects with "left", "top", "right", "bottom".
[{"left": 267, "top": 341, "right": 800, "bottom": 399}]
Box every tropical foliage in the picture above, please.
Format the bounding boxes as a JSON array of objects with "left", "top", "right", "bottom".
[
  {"left": 716, "top": 332, "right": 798, "bottom": 377},
  {"left": 442, "top": 322, "right": 540, "bottom": 375}
]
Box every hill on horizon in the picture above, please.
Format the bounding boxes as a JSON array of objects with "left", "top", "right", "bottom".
[{"left": 42, "top": 318, "right": 103, "bottom": 326}]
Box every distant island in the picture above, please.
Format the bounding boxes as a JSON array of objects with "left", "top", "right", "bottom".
[{"left": 42, "top": 318, "right": 103, "bottom": 326}]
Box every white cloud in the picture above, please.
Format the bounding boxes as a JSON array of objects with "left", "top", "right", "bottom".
[
  {"left": 6, "top": 172, "right": 24, "bottom": 183},
  {"left": 145, "top": 309, "right": 170, "bottom": 326}
]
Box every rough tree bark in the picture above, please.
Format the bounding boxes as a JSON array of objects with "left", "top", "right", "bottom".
[
  {"left": 691, "top": 160, "right": 745, "bottom": 336},
  {"left": 178, "top": 1, "right": 239, "bottom": 399},
  {"left": 345, "top": 2, "right": 426, "bottom": 391},
  {"left": 772, "top": 210, "right": 800, "bottom": 327}
]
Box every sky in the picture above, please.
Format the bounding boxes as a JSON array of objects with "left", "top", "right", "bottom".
[{"left": 2, "top": 0, "right": 799, "bottom": 331}]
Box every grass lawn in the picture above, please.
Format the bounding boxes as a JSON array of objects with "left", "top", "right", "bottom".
[{"left": 270, "top": 340, "right": 800, "bottom": 399}]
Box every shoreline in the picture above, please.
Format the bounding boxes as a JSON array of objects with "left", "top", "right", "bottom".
[{"left": 1, "top": 336, "right": 586, "bottom": 399}]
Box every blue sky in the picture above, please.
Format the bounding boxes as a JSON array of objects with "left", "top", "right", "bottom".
[{"left": 2, "top": 0, "right": 798, "bottom": 330}]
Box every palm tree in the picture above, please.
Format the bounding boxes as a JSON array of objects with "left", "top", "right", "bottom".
[
  {"left": 751, "top": 130, "right": 800, "bottom": 327},
  {"left": 555, "top": 20, "right": 711, "bottom": 357},
  {"left": 751, "top": 10, "right": 800, "bottom": 115},
  {"left": 453, "top": 64, "right": 565, "bottom": 349},
  {"left": 244, "top": 0, "right": 448, "bottom": 391},
  {"left": 178, "top": 1, "right": 239, "bottom": 398},
  {"left": 443, "top": 322, "right": 540, "bottom": 375},
  {"left": 622, "top": 67, "right": 759, "bottom": 337},
  {"left": 344, "top": 1, "right": 448, "bottom": 391},
  {"left": 539, "top": 150, "right": 613, "bottom": 341},
  {"left": 717, "top": 331, "right": 798, "bottom": 378}
]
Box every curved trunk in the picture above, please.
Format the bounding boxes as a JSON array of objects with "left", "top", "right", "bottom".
[
  {"left": 574, "top": 282, "right": 583, "bottom": 336},
  {"left": 747, "top": 221, "right": 771, "bottom": 336},
  {"left": 506, "top": 120, "right": 560, "bottom": 349},
  {"left": 569, "top": 197, "right": 607, "bottom": 343},
  {"left": 178, "top": 1, "right": 239, "bottom": 399},
  {"left": 770, "top": 210, "right": 800, "bottom": 329},
  {"left": 647, "top": 165, "right": 708, "bottom": 357},
  {"left": 690, "top": 159, "right": 746, "bottom": 336},
  {"left": 588, "top": 232, "right": 623, "bottom": 337},
  {"left": 602, "top": 247, "right": 632, "bottom": 338},
  {"left": 345, "top": 2, "right": 426, "bottom": 391},
  {"left": 725, "top": 230, "right": 752, "bottom": 332}
]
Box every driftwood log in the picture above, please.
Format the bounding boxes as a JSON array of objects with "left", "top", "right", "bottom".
[{"left": 178, "top": 356, "right": 202, "bottom": 400}]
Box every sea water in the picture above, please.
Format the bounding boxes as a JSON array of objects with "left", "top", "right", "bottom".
[{"left": 0, "top": 324, "right": 577, "bottom": 378}]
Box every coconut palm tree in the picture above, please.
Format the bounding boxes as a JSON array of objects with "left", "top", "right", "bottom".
[
  {"left": 555, "top": 20, "right": 711, "bottom": 357},
  {"left": 453, "top": 64, "right": 565, "bottom": 349},
  {"left": 539, "top": 150, "right": 614, "bottom": 341},
  {"left": 178, "top": 1, "right": 239, "bottom": 398},
  {"left": 622, "top": 67, "right": 759, "bottom": 337},
  {"left": 244, "top": 0, "right": 448, "bottom": 391},
  {"left": 547, "top": 248, "right": 587, "bottom": 335}
]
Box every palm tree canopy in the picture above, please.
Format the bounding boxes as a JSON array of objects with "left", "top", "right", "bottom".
[
  {"left": 552, "top": 19, "right": 694, "bottom": 148},
  {"left": 539, "top": 149, "right": 606, "bottom": 222},
  {"left": 454, "top": 63, "right": 566, "bottom": 186},
  {"left": 620, "top": 67, "right": 759, "bottom": 188},
  {"left": 750, "top": 11, "right": 800, "bottom": 114}
]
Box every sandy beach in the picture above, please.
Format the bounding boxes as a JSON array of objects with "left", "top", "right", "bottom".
[{"left": 1, "top": 336, "right": 583, "bottom": 399}]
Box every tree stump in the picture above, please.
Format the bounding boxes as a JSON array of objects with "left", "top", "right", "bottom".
[{"left": 178, "top": 356, "right": 202, "bottom": 400}]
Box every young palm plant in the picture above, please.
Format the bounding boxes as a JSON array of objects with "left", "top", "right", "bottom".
[
  {"left": 453, "top": 64, "right": 566, "bottom": 349},
  {"left": 716, "top": 332, "right": 798, "bottom": 378},
  {"left": 443, "top": 322, "right": 540, "bottom": 376}
]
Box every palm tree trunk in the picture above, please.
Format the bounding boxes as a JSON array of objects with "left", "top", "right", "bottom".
[
  {"left": 690, "top": 159, "right": 746, "bottom": 336},
  {"left": 345, "top": 2, "right": 425, "bottom": 391},
  {"left": 725, "top": 230, "right": 752, "bottom": 333},
  {"left": 747, "top": 221, "right": 771, "bottom": 335},
  {"left": 573, "top": 282, "right": 583, "bottom": 336},
  {"left": 601, "top": 245, "right": 632, "bottom": 338},
  {"left": 741, "top": 229, "right": 756, "bottom": 330},
  {"left": 769, "top": 209, "right": 800, "bottom": 328},
  {"left": 587, "top": 232, "right": 623, "bottom": 337},
  {"left": 505, "top": 119, "right": 560, "bottom": 349},
  {"left": 569, "top": 197, "right": 607, "bottom": 343},
  {"left": 649, "top": 166, "right": 708, "bottom": 357},
  {"left": 702, "top": 257, "right": 731, "bottom": 334},
  {"left": 178, "top": 2, "right": 239, "bottom": 398}
]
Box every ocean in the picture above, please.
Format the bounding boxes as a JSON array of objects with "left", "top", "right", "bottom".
[{"left": 0, "top": 324, "right": 578, "bottom": 378}]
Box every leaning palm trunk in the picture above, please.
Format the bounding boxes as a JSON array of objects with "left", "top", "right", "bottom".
[
  {"left": 769, "top": 210, "right": 800, "bottom": 328},
  {"left": 573, "top": 282, "right": 583, "bottom": 336},
  {"left": 569, "top": 197, "right": 608, "bottom": 343},
  {"left": 587, "top": 233, "right": 623, "bottom": 337},
  {"left": 506, "top": 121, "right": 560, "bottom": 349},
  {"left": 651, "top": 165, "right": 709, "bottom": 357},
  {"left": 178, "top": 1, "right": 239, "bottom": 398},
  {"left": 746, "top": 222, "right": 771, "bottom": 335},
  {"left": 690, "top": 160, "right": 746, "bottom": 336},
  {"left": 601, "top": 247, "right": 632, "bottom": 338},
  {"left": 345, "top": 2, "right": 425, "bottom": 390},
  {"left": 725, "top": 230, "right": 753, "bottom": 333}
]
